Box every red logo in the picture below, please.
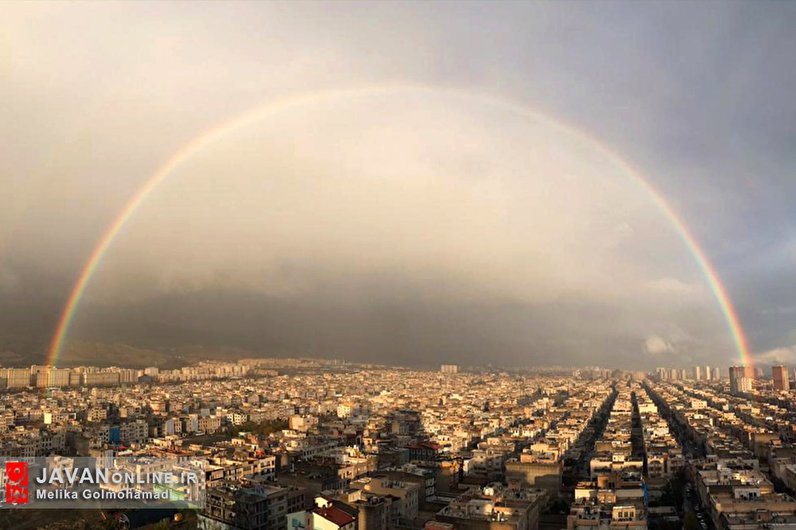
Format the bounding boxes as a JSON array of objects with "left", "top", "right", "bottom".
[{"left": 5, "top": 462, "right": 29, "bottom": 504}]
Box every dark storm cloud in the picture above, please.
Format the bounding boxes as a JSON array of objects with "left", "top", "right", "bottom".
[{"left": 70, "top": 279, "right": 721, "bottom": 369}]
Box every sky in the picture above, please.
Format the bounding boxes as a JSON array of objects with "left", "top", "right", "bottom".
[{"left": 1, "top": 1, "right": 795, "bottom": 369}]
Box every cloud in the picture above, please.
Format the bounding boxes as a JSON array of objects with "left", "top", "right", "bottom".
[
  {"left": 753, "top": 346, "right": 796, "bottom": 365},
  {"left": 2, "top": 3, "right": 793, "bottom": 368},
  {"left": 0, "top": 267, "right": 19, "bottom": 292},
  {"left": 647, "top": 277, "right": 703, "bottom": 297},
  {"left": 645, "top": 335, "right": 674, "bottom": 356},
  {"left": 4, "top": 88, "right": 739, "bottom": 368}
]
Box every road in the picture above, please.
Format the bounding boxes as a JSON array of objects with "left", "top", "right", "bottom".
[{"left": 683, "top": 483, "right": 713, "bottom": 530}]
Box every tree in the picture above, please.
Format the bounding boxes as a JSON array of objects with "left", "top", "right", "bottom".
[
  {"left": 228, "top": 419, "right": 288, "bottom": 437},
  {"left": 153, "top": 519, "right": 171, "bottom": 530},
  {"left": 684, "top": 512, "right": 699, "bottom": 530}
]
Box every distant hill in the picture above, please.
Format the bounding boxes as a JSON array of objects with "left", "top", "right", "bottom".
[
  {"left": 0, "top": 349, "right": 30, "bottom": 367},
  {"left": 167, "top": 344, "right": 257, "bottom": 364},
  {"left": 0, "top": 340, "right": 260, "bottom": 368},
  {"left": 59, "top": 341, "right": 170, "bottom": 368},
  {"left": 58, "top": 341, "right": 257, "bottom": 368}
]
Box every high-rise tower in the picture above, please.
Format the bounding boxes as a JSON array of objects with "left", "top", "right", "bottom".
[{"left": 772, "top": 365, "right": 790, "bottom": 391}]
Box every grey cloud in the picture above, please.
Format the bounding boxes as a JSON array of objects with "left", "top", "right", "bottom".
[{"left": 1, "top": 2, "right": 794, "bottom": 368}]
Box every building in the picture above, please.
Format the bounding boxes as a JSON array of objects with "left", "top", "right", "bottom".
[
  {"left": 332, "top": 489, "right": 391, "bottom": 530},
  {"left": 772, "top": 365, "right": 790, "bottom": 392},
  {"left": 694, "top": 463, "right": 796, "bottom": 530},
  {"left": 34, "top": 368, "right": 72, "bottom": 388},
  {"left": 350, "top": 475, "right": 420, "bottom": 522},
  {"left": 566, "top": 502, "right": 647, "bottom": 530},
  {"left": 729, "top": 366, "right": 752, "bottom": 394},
  {"left": 313, "top": 496, "right": 357, "bottom": 530},
  {"left": 435, "top": 484, "right": 547, "bottom": 530},
  {"left": 1, "top": 368, "right": 32, "bottom": 389},
  {"left": 505, "top": 456, "right": 562, "bottom": 498},
  {"left": 82, "top": 371, "right": 121, "bottom": 387},
  {"left": 440, "top": 365, "right": 459, "bottom": 374},
  {"left": 198, "top": 483, "right": 305, "bottom": 530}
]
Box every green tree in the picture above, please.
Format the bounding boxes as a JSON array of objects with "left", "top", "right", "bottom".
[{"left": 228, "top": 419, "right": 288, "bottom": 437}]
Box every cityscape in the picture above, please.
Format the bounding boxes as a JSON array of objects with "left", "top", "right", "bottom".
[
  {"left": 0, "top": 360, "right": 796, "bottom": 529},
  {"left": 3, "top": 1, "right": 796, "bottom": 530}
]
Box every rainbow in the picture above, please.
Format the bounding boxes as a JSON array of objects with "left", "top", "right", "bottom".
[{"left": 46, "top": 85, "right": 752, "bottom": 367}]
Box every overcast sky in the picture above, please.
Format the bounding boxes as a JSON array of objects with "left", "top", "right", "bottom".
[{"left": 1, "top": 1, "right": 795, "bottom": 369}]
